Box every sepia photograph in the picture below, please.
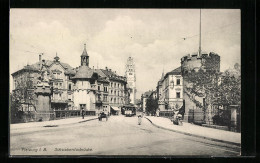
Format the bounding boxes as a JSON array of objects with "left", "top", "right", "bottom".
[{"left": 9, "top": 9, "right": 241, "bottom": 156}]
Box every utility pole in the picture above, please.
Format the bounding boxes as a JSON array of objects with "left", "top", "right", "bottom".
[{"left": 198, "top": 9, "right": 202, "bottom": 56}]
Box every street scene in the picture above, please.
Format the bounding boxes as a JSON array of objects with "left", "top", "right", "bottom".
[
  {"left": 10, "top": 115, "right": 240, "bottom": 156},
  {"left": 9, "top": 9, "right": 241, "bottom": 156}
]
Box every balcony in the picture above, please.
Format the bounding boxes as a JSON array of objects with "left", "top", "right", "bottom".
[{"left": 51, "top": 99, "right": 68, "bottom": 104}]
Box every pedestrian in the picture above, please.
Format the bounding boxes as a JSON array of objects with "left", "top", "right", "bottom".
[
  {"left": 138, "top": 115, "right": 142, "bottom": 125},
  {"left": 81, "top": 109, "right": 85, "bottom": 119}
]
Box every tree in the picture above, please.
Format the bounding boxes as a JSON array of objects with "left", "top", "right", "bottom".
[
  {"left": 184, "top": 65, "right": 241, "bottom": 123},
  {"left": 145, "top": 96, "right": 158, "bottom": 115},
  {"left": 10, "top": 93, "right": 22, "bottom": 123}
]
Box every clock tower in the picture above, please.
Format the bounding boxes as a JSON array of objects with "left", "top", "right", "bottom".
[{"left": 125, "top": 57, "right": 136, "bottom": 104}]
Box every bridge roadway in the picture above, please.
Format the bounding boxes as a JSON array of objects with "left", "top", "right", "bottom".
[{"left": 10, "top": 115, "right": 240, "bottom": 156}]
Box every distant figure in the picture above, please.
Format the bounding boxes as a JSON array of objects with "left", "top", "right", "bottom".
[
  {"left": 138, "top": 115, "right": 142, "bottom": 125},
  {"left": 81, "top": 109, "right": 85, "bottom": 119}
]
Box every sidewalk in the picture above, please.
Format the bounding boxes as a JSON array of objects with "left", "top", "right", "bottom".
[
  {"left": 145, "top": 116, "right": 241, "bottom": 146},
  {"left": 10, "top": 116, "right": 98, "bottom": 130}
]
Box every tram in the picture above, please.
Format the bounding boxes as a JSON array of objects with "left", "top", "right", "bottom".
[{"left": 122, "top": 104, "right": 136, "bottom": 117}]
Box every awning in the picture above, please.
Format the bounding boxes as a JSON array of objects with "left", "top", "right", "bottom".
[{"left": 111, "top": 107, "right": 120, "bottom": 111}]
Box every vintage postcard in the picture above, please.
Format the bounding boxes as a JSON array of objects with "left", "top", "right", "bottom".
[{"left": 9, "top": 9, "right": 241, "bottom": 156}]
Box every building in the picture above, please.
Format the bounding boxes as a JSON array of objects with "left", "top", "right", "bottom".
[
  {"left": 71, "top": 44, "right": 98, "bottom": 113},
  {"left": 11, "top": 53, "right": 76, "bottom": 112},
  {"left": 141, "top": 90, "right": 153, "bottom": 113},
  {"left": 11, "top": 44, "right": 129, "bottom": 116},
  {"left": 95, "top": 67, "right": 128, "bottom": 115},
  {"left": 156, "top": 72, "right": 165, "bottom": 111},
  {"left": 125, "top": 57, "right": 136, "bottom": 104},
  {"left": 181, "top": 52, "right": 220, "bottom": 74},
  {"left": 157, "top": 67, "right": 184, "bottom": 111}
]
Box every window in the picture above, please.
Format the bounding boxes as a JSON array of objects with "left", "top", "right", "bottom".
[
  {"left": 103, "top": 95, "right": 108, "bottom": 102},
  {"left": 104, "top": 86, "right": 108, "bottom": 92},
  {"left": 98, "top": 85, "right": 100, "bottom": 91},
  {"left": 69, "top": 84, "right": 71, "bottom": 90},
  {"left": 114, "top": 98, "right": 116, "bottom": 103},
  {"left": 111, "top": 98, "right": 113, "bottom": 102},
  {"left": 68, "top": 94, "right": 72, "bottom": 101},
  {"left": 54, "top": 93, "right": 57, "bottom": 100},
  {"left": 114, "top": 90, "right": 116, "bottom": 95},
  {"left": 177, "top": 79, "right": 180, "bottom": 85},
  {"left": 176, "top": 92, "right": 180, "bottom": 98},
  {"left": 111, "top": 90, "right": 113, "bottom": 94},
  {"left": 129, "top": 73, "right": 132, "bottom": 75},
  {"left": 82, "top": 81, "right": 83, "bottom": 86}
]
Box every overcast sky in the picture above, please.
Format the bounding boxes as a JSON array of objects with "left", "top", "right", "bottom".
[{"left": 10, "top": 9, "right": 240, "bottom": 98}]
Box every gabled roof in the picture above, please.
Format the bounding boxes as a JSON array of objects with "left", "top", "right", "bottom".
[
  {"left": 158, "top": 66, "right": 182, "bottom": 82},
  {"left": 99, "top": 69, "right": 127, "bottom": 83},
  {"left": 100, "top": 69, "right": 117, "bottom": 78},
  {"left": 71, "top": 66, "right": 95, "bottom": 79},
  {"left": 11, "top": 64, "right": 40, "bottom": 76},
  {"left": 167, "top": 66, "right": 182, "bottom": 75},
  {"left": 142, "top": 90, "right": 153, "bottom": 98},
  {"left": 14, "top": 60, "right": 76, "bottom": 76},
  {"left": 94, "top": 69, "right": 108, "bottom": 78}
]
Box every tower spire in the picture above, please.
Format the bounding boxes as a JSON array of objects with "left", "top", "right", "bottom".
[
  {"left": 198, "top": 9, "right": 202, "bottom": 56},
  {"left": 81, "top": 43, "right": 89, "bottom": 66}
]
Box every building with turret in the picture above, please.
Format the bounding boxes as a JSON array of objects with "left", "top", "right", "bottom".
[
  {"left": 181, "top": 52, "right": 220, "bottom": 74},
  {"left": 125, "top": 57, "right": 136, "bottom": 104},
  {"left": 11, "top": 44, "right": 129, "bottom": 118}
]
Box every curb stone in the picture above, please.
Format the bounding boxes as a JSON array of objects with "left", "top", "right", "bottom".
[
  {"left": 78, "top": 118, "right": 98, "bottom": 123},
  {"left": 145, "top": 117, "right": 241, "bottom": 147}
]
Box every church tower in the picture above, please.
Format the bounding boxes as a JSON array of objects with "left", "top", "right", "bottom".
[
  {"left": 81, "top": 44, "right": 89, "bottom": 66},
  {"left": 125, "top": 57, "right": 136, "bottom": 104}
]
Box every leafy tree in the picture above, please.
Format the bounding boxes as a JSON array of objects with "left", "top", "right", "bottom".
[
  {"left": 10, "top": 93, "right": 22, "bottom": 123},
  {"left": 145, "top": 96, "right": 158, "bottom": 115},
  {"left": 184, "top": 64, "right": 241, "bottom": 123}
]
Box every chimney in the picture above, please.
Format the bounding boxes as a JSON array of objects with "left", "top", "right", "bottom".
[{"left": 105, "top": 66, "right": 108, "bottom": 70}]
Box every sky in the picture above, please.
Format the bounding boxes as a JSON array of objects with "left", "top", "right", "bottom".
[{"left": 10, "top": 9, "right": 240, "bottom": 99}]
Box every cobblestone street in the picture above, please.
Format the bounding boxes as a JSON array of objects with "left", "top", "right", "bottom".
[{"left": 10, "top": 115, "right": 240, "bottom": 156}]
